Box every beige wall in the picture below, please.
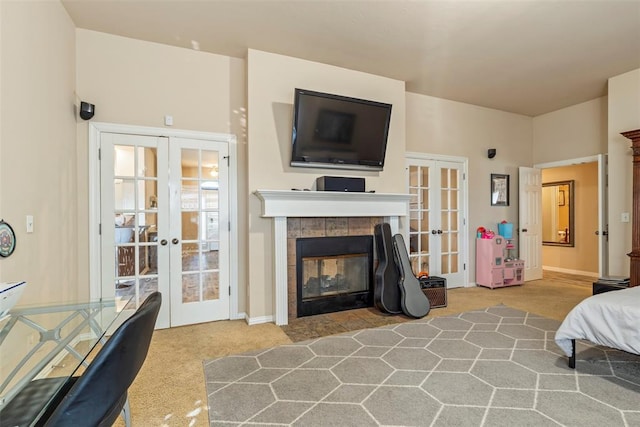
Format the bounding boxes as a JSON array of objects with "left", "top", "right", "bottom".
[
  {"left": 246, "top": 49, "right": 406, "bottom": 320},
  {"left": 532, "top": 97, "right": 607, "bottom": 164},
  {"left": 75, "top": 30, "right": 244, "bottom": 132},
  {"left": 608, "top": 68, "right": 639, "bottom": 277},
  {"left": 406, "top": 93, "right": 532, "bottom": 281},
  {"left": 542, "top": 163, "right": 599, "bottom": 276},
  {"left": 0, "top": 2, "right": 78, "bottom": 304},
  {"left": 75, "top": 30, "right": 248, "bottom": 311}
]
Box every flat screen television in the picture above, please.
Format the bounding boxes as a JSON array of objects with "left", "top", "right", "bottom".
[{"left": 291, "top": 88, "right": 392, "bottom": 171}]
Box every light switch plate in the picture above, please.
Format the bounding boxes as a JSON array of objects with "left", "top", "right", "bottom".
[{"left": 621, "top": 212, "right": 630, "bottom": 223}]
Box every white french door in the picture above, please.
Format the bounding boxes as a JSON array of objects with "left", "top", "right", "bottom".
[
  {"left": 406, "top": 155, "right": 467, "bottom": 288},
  {"left": 168, "top": 138, "right": 230, "bottom": 327},
  {"left": 99, "top": 132, "right": 230, "bottom": 328}
]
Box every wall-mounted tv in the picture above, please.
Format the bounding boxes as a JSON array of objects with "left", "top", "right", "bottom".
[{"left": 291, "top": 88, "right": 392, "bottom": 172}]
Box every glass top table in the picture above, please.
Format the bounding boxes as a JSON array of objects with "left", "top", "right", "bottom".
[{"left": 0, "top": 298, "right": 130, "bottom": 425}]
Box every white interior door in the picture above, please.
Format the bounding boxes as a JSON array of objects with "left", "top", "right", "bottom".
[
  {"left": 99, "top": 132, "right": 229, "bottom": 328},
  {"left": 100, "top": 133, "right": 170, "bottom": 327},
  {"left": 406, "top": 157, "right": 466, "bottom": 288},
  {"left": 519, "top": 167, "right": 543, "bottom": 281},
  {"left": 597, "top": 154, "right": 609, "bottom": 277},
  {"left": 168, "top": 138, "right": 229, "bottom": 326}
]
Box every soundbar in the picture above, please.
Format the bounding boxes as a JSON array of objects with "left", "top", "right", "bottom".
[{"left": 316, "top": 176, "right": 365, "bottom": 192}]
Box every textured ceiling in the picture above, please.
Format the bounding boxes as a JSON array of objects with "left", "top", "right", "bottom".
[{"left": 61, "top": 0, "right": 640, "bottom": 116}]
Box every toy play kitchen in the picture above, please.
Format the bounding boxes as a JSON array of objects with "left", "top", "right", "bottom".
[{"left": 475, "top": 222, "right": 524, "bottom": 289}]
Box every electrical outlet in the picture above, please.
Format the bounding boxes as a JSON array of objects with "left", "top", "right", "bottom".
[{"left": 621, "top": 212, "right": 630, "bottom": 223}]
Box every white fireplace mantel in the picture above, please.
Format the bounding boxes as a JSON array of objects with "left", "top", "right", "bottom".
[
  {"left": 255, "top": 190, "right": 411, "bottom": 325},
  {"left": 255, "top": 189, "right": 411, "bottom": 218}
]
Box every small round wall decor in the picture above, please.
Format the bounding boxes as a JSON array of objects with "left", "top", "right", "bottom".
[{"left": 0, "top": 220, "right": 16, "bottom": 258}]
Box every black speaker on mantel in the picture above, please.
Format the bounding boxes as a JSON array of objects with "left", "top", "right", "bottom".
[{"left": 316, "top": 176, "right": 365, "bottom": 192}]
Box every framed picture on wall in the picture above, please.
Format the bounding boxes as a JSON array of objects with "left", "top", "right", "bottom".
[{"left": 491, "top": 174, "right": 509, "bottom": 206}]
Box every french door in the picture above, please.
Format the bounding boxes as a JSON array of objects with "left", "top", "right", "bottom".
[
  {"left": 406, "top": 155, "right": 467, "bottom": 288},
  {"left": 99, "top": 132, "right": 230, "bottom": 328}
]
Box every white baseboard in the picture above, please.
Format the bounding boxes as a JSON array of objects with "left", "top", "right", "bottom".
[
  {"left": 543, "top": 266, "right": 598, "bottom": 278},
  {"left": 231, "top": 312, "right": 246, "bottom": 321},
  {"left": 246, "top": 315, "right": 274, "bottom": 325}
]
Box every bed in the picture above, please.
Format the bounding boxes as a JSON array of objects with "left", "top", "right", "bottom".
[{"left": 555, "top": 285, "right": 640, "bottom": 368}]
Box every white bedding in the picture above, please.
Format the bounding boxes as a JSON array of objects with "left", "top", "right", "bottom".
[{"left": 554, "top": 285, "right": 640, "bottom": 357}]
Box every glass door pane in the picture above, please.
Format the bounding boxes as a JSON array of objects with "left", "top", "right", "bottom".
[
  {"left": 439, "top": 167, "right": 460, "bottom": 275},
  {"left": 113, "top": 144, "right": 160, "bottom": 309},
  {"left": 179, "top": 149, "right": 220, "bottom": 304},
  {"left": 408, "top": 165, "right": 431, "bottom": 276}
]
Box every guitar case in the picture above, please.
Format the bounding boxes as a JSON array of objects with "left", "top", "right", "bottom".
[
  {"left": 373, "top": 223, "right": 402, "bottom": 314},
  {"left": 392, "top": 233, "right": 431, "bottom": 318}
]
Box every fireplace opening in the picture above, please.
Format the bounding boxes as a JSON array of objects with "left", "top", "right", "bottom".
[{"left": 296, "top": 235, "right": 373, "bottom": 317}]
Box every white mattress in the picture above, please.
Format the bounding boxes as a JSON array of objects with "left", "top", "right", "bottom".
[{"left": 555, "top": 285, "right": 640, "bottom": 357}]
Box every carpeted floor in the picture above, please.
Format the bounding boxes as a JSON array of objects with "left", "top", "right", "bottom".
[
  {"left": 115, "top": 271, "right": 612, "bottom": 425},
  {"left": 204, "top": 305, "right": 640, "bottom": 426}
]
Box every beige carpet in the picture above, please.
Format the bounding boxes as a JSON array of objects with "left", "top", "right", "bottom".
[{"left": 118, "top": 271, "right": 595, "bottom": 426}]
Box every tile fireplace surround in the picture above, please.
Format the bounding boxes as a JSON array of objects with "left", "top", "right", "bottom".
[
  {"left": 289, "top": 218, "right": 378, "bottom": 319},
  {"left": 255, "top": 190, "right": 411, "bottom": 325}
]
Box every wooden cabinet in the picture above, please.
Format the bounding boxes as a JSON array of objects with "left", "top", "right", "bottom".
[
  {"left": 621, "top": 129, "right": 640, "bottom": 287},
  {"left": 476, "top": 238, "right": 524, "bottom": 289}
]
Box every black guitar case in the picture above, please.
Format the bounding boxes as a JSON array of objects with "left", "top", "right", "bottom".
[
  {"left": 374, "top": 223, "right": 402, "bottom": 314},
  {"left": 392, "top": 233, "right": 431, "bottom": 318}
]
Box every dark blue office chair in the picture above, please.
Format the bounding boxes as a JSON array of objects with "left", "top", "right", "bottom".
[{"left": 0, "top": 292, "right": 161, "bottom": 427}]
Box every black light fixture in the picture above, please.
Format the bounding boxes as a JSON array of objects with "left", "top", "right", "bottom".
[
  {"left": 487, "top": 148, "right": 496, "bottom": 159},
  {"left": 79, "top": 101, "right": 95, "bottom": 120}
]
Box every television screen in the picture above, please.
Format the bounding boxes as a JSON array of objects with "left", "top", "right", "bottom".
[{"left": 291, "top": 88, "right": 392, "bottom": 171}]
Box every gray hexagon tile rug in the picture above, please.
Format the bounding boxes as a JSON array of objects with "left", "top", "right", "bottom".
[{"left": 203, "top": 305, "right": 640, "bottom": 426}]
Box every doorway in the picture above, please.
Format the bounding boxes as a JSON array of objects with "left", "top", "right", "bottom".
[
  {"left": 89, "top": 123, "right": 238, "bottom": 329},
  {"left": 534, "top": 155, "right": 606, "bottom": 278}
]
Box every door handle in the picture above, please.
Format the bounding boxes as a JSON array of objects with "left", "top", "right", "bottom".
[
  {"left": 172, "top": 238, "right": 179, "bottom": 245},
  {"left": 521, "top": 229, "right": 527, "bottom": 232},
  {"left": 595, "top": 230, "right": 599, "bottom": 235},
  {"left": 160, "top": 239, "right": 168, "bottom": 246}
]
